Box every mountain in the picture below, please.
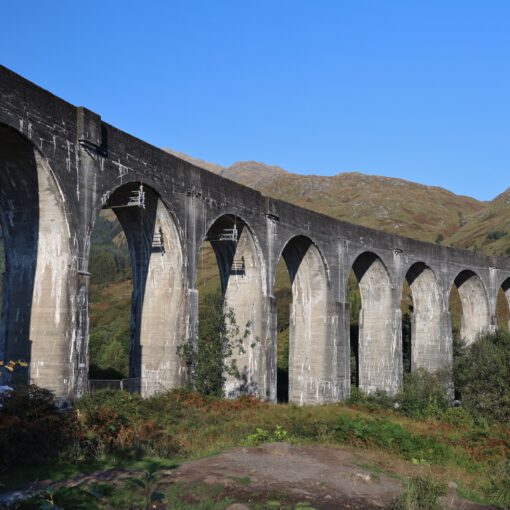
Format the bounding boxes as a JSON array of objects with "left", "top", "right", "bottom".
[
  {"left": 443, "top": 188, "right": 510, "bottom": 256},
  {"left": 166, "top": 150, "right": 510, "bottom": 253}
]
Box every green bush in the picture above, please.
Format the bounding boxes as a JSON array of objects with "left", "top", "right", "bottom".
[
  {"left": 443, "top": 406, "right": 473, "bottom": 428},
  {"left": 178, "top": 292, "right": 252, "bottom": 397},
  {"left": 74, "top": 390, "right": 176, "bottom": 460},
  {"left": 398, "top": 369, "right": 450, "bottom": 420},
  {"left": 392, "top": 475, "right": 447, "bottom": 510},
  {"left": 327, "top": 415, "right": 453, "bottom": 464},
  {"left": 486, "top": 230, "right": 507, "bottom": 241},
  {"left": 243, "top": 425, "right": 288, "bottom": 446},
  {"left": 454, "top": 328, "right": 510, "bottom": 422},
  {"left": 349, "top": 369, "right": 452, "bottom": 421},
  {"left": 346, "top": 386, "right": 395, "bottom": 410},
  {"left": 0, "top": 385, "right": 73, "bottom": 468}
]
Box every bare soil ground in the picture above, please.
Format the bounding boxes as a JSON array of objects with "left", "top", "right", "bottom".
[{"left": 31, "top": 443, "right": 496, "bottom": 509}]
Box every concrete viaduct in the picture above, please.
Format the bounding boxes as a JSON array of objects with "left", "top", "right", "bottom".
[{"left": 0, "top": 65, "right": 509, "bottom": 404}]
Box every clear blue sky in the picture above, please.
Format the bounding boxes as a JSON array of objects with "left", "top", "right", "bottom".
[{"left": 2, "top": 1, "right": 509, "bottom": 200}]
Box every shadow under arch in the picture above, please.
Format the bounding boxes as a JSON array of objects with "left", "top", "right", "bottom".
[
  {"left": 0, "top": 123, "right": 73, "bottom": 397},
  {"left": 200, "top": 214, "right": 268, "bottom": 398},
  {"left": 96, "top": 182, "right": 187, "bottom": 396},
  {"left": 275, "top": 235, "right": 334, "bottom": 405},
  {"left": 450, "top": 269, "right": 490, "bottom": 345},
  {"left": 351, "top": 251, "right": 399, "bottom": 394},
  {"left": 403, "top": 262, "right": 450, "bottom": 372},
  {"left": 498, "top": 278, "right": 510, "bottom": 330}
]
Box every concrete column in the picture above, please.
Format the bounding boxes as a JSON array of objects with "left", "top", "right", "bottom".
[
  {"left": 266, "top": 214, "right": 279, "bottom": 402},
  {"left": 355, "top": 253, "right": 401, "bottom": 395},
  {"left": 113, "top": 186, "right": 188, "bottom": 396},
  {"left": 283, "top": 237, "right": 336, "bottom": 404},
  {"left": 407, "top": 264, "right": 452, "bottom": 372},
  {"left": 455, "top": 271, "right": 491, "bottom": 345},
  {"left": 0, "top": 134, "right": 74, "bottom": 399},
  {"left": 221, "top": 224, "right": 269, "bottom": 398}
]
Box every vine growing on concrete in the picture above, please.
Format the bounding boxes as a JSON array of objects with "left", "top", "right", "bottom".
[{"left": 177, "top": 292, "right": 252, "bottom": 397}]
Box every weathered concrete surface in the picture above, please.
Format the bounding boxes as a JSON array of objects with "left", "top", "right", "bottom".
[
  {"left": 216, "top": 219, "right": 269, "bottom": 399},
  {"left": 109, "top": 186, "right": 188, "bottom": 397},
  {"left": 1, "top": 65, "right": 510, "bottom": 403},
  {"left": 282, "top": 237, "right": 337, "bottom": 404},
  {"left": 406, "top": 263, "right": 451, "bottom": 373},
  {"left": 353, "top": 252, "right": 401, "bottom": 395},
  {"left": 0, "top": 126, "right": 74, "bottom": 396}
]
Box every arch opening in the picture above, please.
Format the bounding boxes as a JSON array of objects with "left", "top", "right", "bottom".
[
  {"left": 88, "top": 210, "right": 132, "bottom": 382},
  {"left": 347, "top": 269, "right": 361, "bottom": 387},
  {"left": 496, "top": 278, "right": 510, "bottom": 331},
  {"left": 275, "top": 256, "right": 292, "bottom": 402},
  {"left": 400, "top": 279, "right": 412, "bottom": 375},
  {"left": 449, "top": 270, "right": 490, "bottom": 346},
  {"left": 90, "top": 183, "right": 187, "bottom": 396},
  {"left": 0, "top": 124, "right": 72, "bottom": 396},
  {"left": 197, "top": 215, "right": 266, "bottom": 398},
  {"left": 276, "top": 236, "right": 332, "bottom": 405},
  {"left": 351, "top": 252, "right": 399, "bottom": 394}
]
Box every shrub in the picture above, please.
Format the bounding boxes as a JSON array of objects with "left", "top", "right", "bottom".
[
  {"left": 346, "top": 386, "right": 395, "bottom": 411},
  {"left": 392, "top": 475, "right": 447, "bottom": 510},
  {"left": 74, "top": 390, "right": 176, "bottom": 460},
  {"left": 398, "top": 369, "right": 449, "bottom": 420},
  {"left": 454, "top": 329, "right": 510, "bottom": 422},
  {"left": 486, "top": 230, "right": 507, "bottom": 241},
  {"left": 326, "top": 415, "right": 453, "bottom": 464},
  {"left": 243, "top": 425, "right": 288, "bottom": 446},
  {"left": 178, "top": 293, "right": 252, "bottom": 397},
  {"left": 0, "top": 385, "right": 73, "bottom": 468},
  {"left": 443, "top": 406, "right": 473, "bottom": 428}
]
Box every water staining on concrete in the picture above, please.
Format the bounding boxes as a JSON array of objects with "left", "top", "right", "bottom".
[{"left": 0, "top": 65, "right": 509, "bottom": 404}]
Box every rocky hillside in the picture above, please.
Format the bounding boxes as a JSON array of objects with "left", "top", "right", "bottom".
[{"left": 166, "top": 149, "right": 509, "bottom": 255}]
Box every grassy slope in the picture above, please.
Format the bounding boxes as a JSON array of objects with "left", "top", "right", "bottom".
[
  {"left": 444, "top": 188, "right": 510, "bottom": 255},
  {"left": 3, "top": 390, "right": 509, "bottom": 507}
]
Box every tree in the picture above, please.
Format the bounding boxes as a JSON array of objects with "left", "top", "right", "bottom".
[
  {"left": 454, "top": 328, "right": 510, "bottom": 422},
  {"left": 177, "top": 293, "right": 252, "bottom": 396}
]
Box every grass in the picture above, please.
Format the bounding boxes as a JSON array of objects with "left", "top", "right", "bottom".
[
  {"left": 0, "top": 456, "right": 180, "bottom": 493},
  {"left": 2, "top": 389, "right": 509, "bottom": 507},
  {"left": 391, "top": 475, "right": 447, "bottom": 510},
  {"left": 23, "top": 480, "right": 323, "bottom": 510}
]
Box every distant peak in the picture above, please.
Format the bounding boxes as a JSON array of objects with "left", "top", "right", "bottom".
[{"left": 229, "top": 161, "right": 289, "bottom": 174}]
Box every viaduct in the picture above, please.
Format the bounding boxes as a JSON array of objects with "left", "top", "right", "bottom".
[{"left": 0, "top": 65, "right": 509, "bottom": 404}]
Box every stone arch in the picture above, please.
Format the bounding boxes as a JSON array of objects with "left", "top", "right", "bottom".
[
  {"left": 351, "top": 251, "right": 399, "bottom": 394},
  {"left": 451, "top": 270, "right": 490, "bottom": 345},
  {"left": 404, "top": 262, "right": 449, "bottom": 372},
  {"left": 276, "top": 235, "right": 332, "bottom": 405},
  {"left": 0, "top": 124, "right": 73, "bottom": 397},
  {"left": 96, "top": 182, "right": 187, "bottom": 396},
  {"left": 201, "top": 214, "right": 267, "bottom": 398}
]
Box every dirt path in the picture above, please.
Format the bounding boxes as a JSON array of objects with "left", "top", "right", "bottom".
[
  {"left": 165, "top": 443, "right": 494, "bottom": 509},
  {"left": 2, "top": 443, "right": 497, "bottom": 509}
]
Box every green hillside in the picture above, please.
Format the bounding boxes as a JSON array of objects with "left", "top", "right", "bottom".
[{"left": 444, "top": 188, "right": 510, "bottom": 255}]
